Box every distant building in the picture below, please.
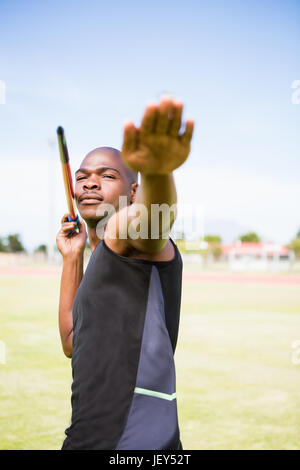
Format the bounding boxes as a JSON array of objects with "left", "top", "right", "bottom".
[{"left": 221, "top": 241, "right": 293, "bottom": 271}]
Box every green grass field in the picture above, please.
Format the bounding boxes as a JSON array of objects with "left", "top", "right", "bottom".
[{"left": 0, "top": 263, "right": 300, "bottom": 450}]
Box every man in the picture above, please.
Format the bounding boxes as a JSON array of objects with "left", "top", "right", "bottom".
[{"left": 56, "top": 95, "right": 194, "bottom": 450}]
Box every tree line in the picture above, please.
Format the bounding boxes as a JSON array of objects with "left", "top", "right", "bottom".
[
  {"left": 1, "top": 230, "right": 300, "bottom": 259},
  {"left": 0, "top": 234, "right": 46, "bottom": 254},
  {"left": 176, "top": 230, "right": 300, "bottom": 260}
]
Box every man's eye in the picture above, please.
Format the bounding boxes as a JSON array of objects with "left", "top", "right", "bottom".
[
  {"left": 76, "top": 176, "right": 86, "bottom": 181},
  {"left": 103, "top": 175, "right": 115, "bottom": 179}
]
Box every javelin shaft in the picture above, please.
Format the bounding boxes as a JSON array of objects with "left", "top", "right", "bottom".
[{"left": 57, "top": 127, "right": 77, "bottom": 221}]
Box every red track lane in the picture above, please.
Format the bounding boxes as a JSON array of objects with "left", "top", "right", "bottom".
[
  {"left": 0, "top": 266, "right": 300, "bottom": 285},
  {"left": 182, "top": 272, "right": 300, "bottom": 285},
  {"left": 0, "top": 266, "right": 61, "bottom": 276}
]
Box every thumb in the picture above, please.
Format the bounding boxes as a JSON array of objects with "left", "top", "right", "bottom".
[{"left": 78, "top": 217, "right": 86, "bottom": 233}]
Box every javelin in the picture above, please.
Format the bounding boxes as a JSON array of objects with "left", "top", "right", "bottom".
[{"left": 57, "top": 126, "right": 79, "bottom": 226}]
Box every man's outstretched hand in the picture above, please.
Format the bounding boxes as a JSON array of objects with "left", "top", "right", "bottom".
[{"left": 122, "top": 95, "right": 194, "bottom": 175}]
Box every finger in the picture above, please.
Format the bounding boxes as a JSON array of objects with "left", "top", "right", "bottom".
[
  {"left": 155, "top": 96, "right": 174, "bottom": 135},
  {"left": 180, "top": 119, "right": 194, "bottom": 146},
  {"left": 61, "top": 221, "right": 77, "bottom": 229},
  {"left": 61, "top": 222, "right": 77, "bottom": 232},
  {"left": 61, "top": 213, "right": 69, "bottom": 224},
  {"left": 139, "top": 103, "right": 158, "bottom": 135},
  {"left": 169, "top": 101, "right": 183, "bottom": 137},
  {"left": 122, "top": 120, "right": 138, "bottom": 153}
]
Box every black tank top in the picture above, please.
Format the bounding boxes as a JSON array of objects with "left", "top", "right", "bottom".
[{"left": 62, "top": 237, "right": 183, "bottom": 450}]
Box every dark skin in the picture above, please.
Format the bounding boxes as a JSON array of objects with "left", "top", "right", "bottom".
[
  {"left": 74, "top": 148, "right": 139, "bottom": 252},
  {"left": 56, "top": 95, "right": 194, "bottom": 357}
]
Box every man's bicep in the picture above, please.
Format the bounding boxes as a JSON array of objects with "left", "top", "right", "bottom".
[{"left": 104, "top": 204, "right": 174, "bottom": 256}]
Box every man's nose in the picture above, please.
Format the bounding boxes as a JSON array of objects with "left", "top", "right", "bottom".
[{"left": 83, "top": 177, "right": 101, "bottom": 190}]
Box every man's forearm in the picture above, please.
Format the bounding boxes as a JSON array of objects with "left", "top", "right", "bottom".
[
  {"left": 59, "top": 253, "right": 84, "bottom": 357},
  {"left": 136, "top": 173, "right": 177, "bottom": 208},
  {"left": 128, "top": 173, "right": 177, "bottom": 252}
]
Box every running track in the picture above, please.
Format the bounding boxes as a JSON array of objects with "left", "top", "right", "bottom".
[{"left": 0, "top": 266, "right": 300, "bottom": 285}]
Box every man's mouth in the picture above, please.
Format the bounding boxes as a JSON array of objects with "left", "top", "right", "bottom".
[{"left": 78, "top": 193, "right": 104, "bottom": 205}]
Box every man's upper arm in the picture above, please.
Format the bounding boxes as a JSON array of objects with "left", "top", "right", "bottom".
[{"left": 104, "top": 204, "right": 175, "bottom": 257}]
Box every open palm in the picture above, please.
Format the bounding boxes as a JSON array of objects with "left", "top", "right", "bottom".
[{"left": 121, "top": 96, "right": 194, "bottom": 175}]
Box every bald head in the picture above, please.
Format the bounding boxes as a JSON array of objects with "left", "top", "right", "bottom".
[
  {"left": 82, "top": 147, "right": 138, "bottom": 185},
  {"left": 75, "top": 146, "right": 138, "bottom": 226}
]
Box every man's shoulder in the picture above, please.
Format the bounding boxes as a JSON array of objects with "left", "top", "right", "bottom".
[{"left": 103, "top": 237, "right": 177, "bottom": 262}]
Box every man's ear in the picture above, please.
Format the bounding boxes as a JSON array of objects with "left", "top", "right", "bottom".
[{"left": 130, "top": 182, "right": 138, "bottom": 204}]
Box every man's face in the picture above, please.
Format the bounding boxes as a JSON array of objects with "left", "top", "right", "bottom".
[{"left": 75, "top": 150, "right": 132, "bottom": 226}]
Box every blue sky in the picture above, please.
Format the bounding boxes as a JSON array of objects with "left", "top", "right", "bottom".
[{"left": 0, "top": 0, "right": 299, "bottom": 250}]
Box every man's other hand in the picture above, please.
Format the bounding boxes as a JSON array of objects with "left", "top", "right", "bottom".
[{"left": 121, "top": 95, "right": 194, "bottom": 176}]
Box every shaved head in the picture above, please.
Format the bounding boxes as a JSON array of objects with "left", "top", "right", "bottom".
[
  {"left": 82, "top": 147, "right": 138, "bottom": 185},
  {"left": 75, "top": 146, "right": 139, "bottom": 228}
]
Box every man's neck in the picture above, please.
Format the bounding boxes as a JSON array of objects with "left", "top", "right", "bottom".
[{"left": 87, "top": 226, "right": 102, "bottom": 252}]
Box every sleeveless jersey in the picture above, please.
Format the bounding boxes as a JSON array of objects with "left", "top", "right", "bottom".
[{"left": 62, "top": 237, "right": 183, "bottom": 450}]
